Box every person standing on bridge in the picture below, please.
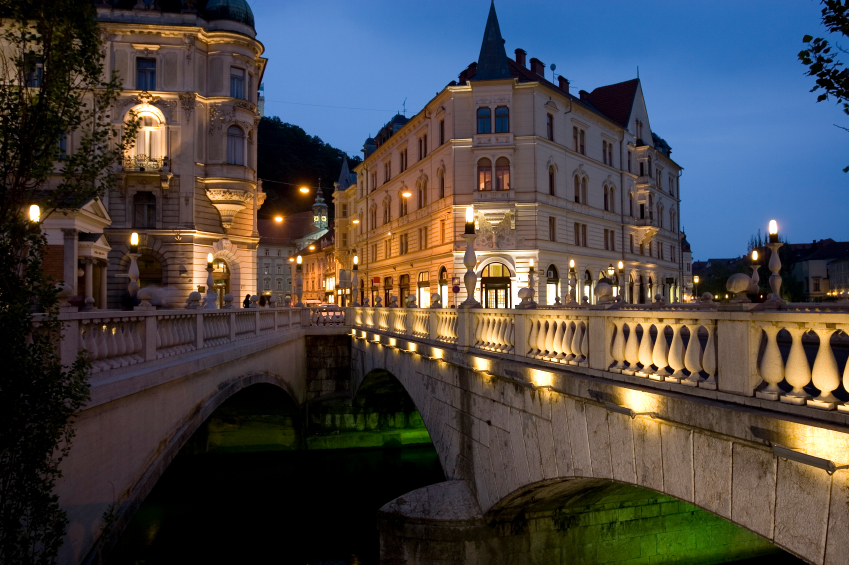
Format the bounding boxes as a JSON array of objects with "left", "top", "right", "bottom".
[{"left": 243, "top": 294, "right": 251, "bottom": 308}]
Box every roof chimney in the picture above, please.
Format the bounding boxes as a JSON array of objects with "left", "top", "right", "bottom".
[
  {"left": 514, "top": 48, "right": 526, "bottom": 67},
  {"left": 558, "top": 75, "right": 570, "bottom": 95},
  {"left": 579, "top": 90, "right": 589, "bottom": 100},
  {"left": 530, "top": 57, "right": 545, "bottom": 77}
]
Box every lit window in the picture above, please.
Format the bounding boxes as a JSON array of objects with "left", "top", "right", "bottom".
[
  {"left": 495, "top": 157, "right": 510, "bottom": 190},
  {"left": 477, "top": 158, "right": 492, "bottom": 191}
]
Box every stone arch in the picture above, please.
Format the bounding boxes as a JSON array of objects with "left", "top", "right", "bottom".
[
  {"left": 476, "top": 255, "right": 516, "bottom": 277},
  {"left": 117, "top": 242, "right": 169, "bottom": 286}
]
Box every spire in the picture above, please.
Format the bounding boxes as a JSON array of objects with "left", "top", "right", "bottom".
[
  {"left": 336, "top": 156, "right": 351, "bottom": 190},
  {"left": 474, "top": 1, "right": 512, "bottom": 81}
]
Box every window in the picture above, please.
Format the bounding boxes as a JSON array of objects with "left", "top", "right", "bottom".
[
  {"left": 640, "top": 243, "right": 645, "bottom": 256},
  {"left": 477, "top": 158, "right": 492, "bottom": 191},
  {"left": 226, "top": 126, "right": 245, "bottom": 165},
  {"left": 25, "top": 54, "right": 44, "bottom": 87},
  {"left": 579, "top": 129, "right": 585, "bottom": 155},
  {"left": 812, "top": 278, "right": 820, "bottom": 292},
  {"left": 399, "top": 194, "right": 408, "bottom": 216},
  {"left": 417, "top": 180, "right": 427, "bottom": 208},
  {"left": 648, "top": 155, "right": 652, "bottom": 170},
  {"left": 400, "top": 233, "right": 408, "bottom": 254},
  {"left": 370, "top": 171, "right": 377, "bottom": 191},
  {"left": 439, "top": 173, "right": 445, "bottom": 199},
  {"left": 276, "top": 279, "right": 282, "bottom": 291},
  {"left": 477, "top": 107, "right": 491, "bottom": 134},
  {"left": 574, "top": 222, "right": 587, "bottom": 247},
  {"left": 230, "top": 67, "right": 245, "bottom": 99},
  {"left": 657, "top": 170, "right": 662, "bottom": 191},
  {"left": 604, "top": 229, "right": 615, "bottom": 251},
  {"left": 384, "top": 199, "right": 392, "bottom": 223},
  {"left": 658, "top": 241, "right": 663, "bottom": 260},
  {"left": 581, "top": 177, "right": 588, "bottom": 205},
  {"left": 277, "top": 264, "right": 282, "bottom": 274},
  {"left": 548, "top": 217, "right": 556, "bottom": 242},
  {"left": 264, "top": 278, "right": 270, "bottom": 290},
  {"left": 341, "top": 204, "right": 347, "bottom": 218},
  {"left": 649, "top": 194, "right": 654, "bottom": 220},
  {"left": 627, "top": 151, "right": 632, "bottom": 173},
  {"left": 384, "top": 240, "right": 391, "bottom": 259},
  {"left": 264, "top": 249, "right": 269, "bottom": 256},
  {"left": 439, "top": 120, "right": 445, "bottom": 145},
  {"left": 574, "top": 175, "right": 581, "bottom": 203},
  {"left": 440, "top": 219, "right": 446, "bottom": 243},
  {"left": 58, "top": 132, "right": 67, "bottom": 159},
  {"left": 342, "top": 233, "right": 348, "bottom": 247},
  {"left": 573, "top": 127, "right": 579, "bottom": 152},
  {"left": 371, "top": 244, "right": 377, "bottom": 263},
  {"left": 418, "top": 226, "right": 428, "bottom": 250},
  {"left": 495, "top": 157, "right": 510, "bottom": 190},
  {"left": 608, "top": 143, "right": 613, "bottom": 166},
  {"left": 384, "top": 161, "right": 391, "bottom": 183},
  {"left": 369, "top": 208, "right": 377, "bottom": 230},
  {"left": 400, "top": 149, "right": 407, "bottom": 172},
  {"left": 136, "top": 58, "right": 156, "bottom": 91},
  {"left": 639, "top": 162, "right": 645, "bottom": 177},
  {"left": 636, "top": 119, "right": 643, "bottom": 140},
  {"left": 133, "top": 191, "right": 156, "bottom": 228},
  {"left": 603, "top": 141, "right": 608, "bottom": 165},
  {"left": 546, "top": 114, "right": 553, "bottom": 141},
  {"left": 277, "top": 250, "right": 281, "bottom": 257},
  {"left": 630, "top": 234, "right": 635, "bottom": 254},
  {"left": 248, "top": 74, "right": 253, "bottom": 103},
  {"left": 548, "top": 166, "right": 555, "bottom": 195},
  {"left": 671, "top": 245, "right": 676, "bottom": 258},
  {"left": 603, "top": 186, "right": 609, "bottom": 211},
  {"left": 669, "top": 176, "right": 675, "bottom": 196},
  {"left": 629, "top": 194, "right": 634, "bottom": 217},
  {"left": 134, "top": 113, "right": 162, "bottom": 159},
  {"left": 495, "top": 106, "right": 509, "bottom": 132}
]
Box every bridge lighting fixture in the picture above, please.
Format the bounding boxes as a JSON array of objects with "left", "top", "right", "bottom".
[
  {"left": 604, "top": 401, "right": 657, "bottom": 419},
  {"left": 569, "top": 259, "right": 575, "bottom": 270},
  {"left": 772, "top": 444, "right": 849, "bottom": 475},
  {"left": 353, "top": 255, "right": 359, "bottom": 268},
  {"left": 465, "top": 205, "right": 475, "bottom": 235},
  {"left": 274, "top": 215, "right": 283, "bottom": 223},
  {"left": 751, "top": 250, "right": 759, "bottom": 264},
  {"left": 768, "top": 219, "right": 779, "bottom": 243},
  {"left": 207, "top": 253, "right": 213, "bottom": 267},
  {"left": 130, "top": 232, "right": 139, "bottom": 253},
  {"left": 607, "top": 264, "right": 615, "bottom": 277},
  {"left": 618, "top": 260, "right": 624, "bottom": 271},
  {"left": 299, "top": 186, "right": 309, "bottom": 194},
  {"left": 29, "top": 204, "right": 40, "bottom": 222}
]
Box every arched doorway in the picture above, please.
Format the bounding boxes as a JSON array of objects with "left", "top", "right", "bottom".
[
  {"left": 479, "top": 262, "right": 512, "bottom": 308},
  {"left": 545, "top": 264, "right": 559, "bottom": 305},
  {"left": 438, "top": 266, "right": 449, "bottom": 307},
  {"left": 138, "top": 255, "right": 162, "bottom": 289},
  {"left": 416, "top": 271, "right": 430, "bottom": 307},
  {"left": 212, "top": 257, "right": 230, "bottom": 308}
]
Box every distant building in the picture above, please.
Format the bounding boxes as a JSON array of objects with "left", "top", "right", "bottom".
[
  {"left": 256, "top": 211, "right": 317, "bottom": 298},
  {"left": 334, "top": 3, "right": 685, "bottom": 308},
  {"left": 790, "top": 239, "right": 849, "bottom": 300},
  {"left": 828, "top": 258, "right": 849, "bottom": 294}
]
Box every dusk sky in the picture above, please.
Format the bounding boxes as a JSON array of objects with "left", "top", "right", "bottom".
[{"left": 251, "top": 1, "right": 847, "bottom": 260}]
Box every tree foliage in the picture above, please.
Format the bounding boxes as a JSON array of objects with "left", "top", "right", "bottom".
[
  {"left": 799, "top": 0, "right": 849, "bottom": 171},
  {"left": 257, "top": 116, "right": 361, "bottom": 218},
  {"left": 0, "top": 1, "right": 137, "bottom": 563}
]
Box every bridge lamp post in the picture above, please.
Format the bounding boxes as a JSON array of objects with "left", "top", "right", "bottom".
[
  {"left": 773, "top": 444, "right": 849, "bottom": 476},
  {"left": 127, "top": 232, "right": 141, "bottom": 298},
  {"left": 693, "top": 275, "right": 699, "bottom": 300},
  {"left": 29, "top": 204, "right": 40, "bottom": 222},
  {"left": 604, "top": 401, "right": 657, "bottom": 420},
  {"left": 351, "top": 254, "right": 360, "bottom": 307},
  {"left": 565, "top": 260, "right": 578, "bottom": 306},
  {"left": 765, "top": 219, "right": 786, "bottom": 306},
  {"left": 459, "top": 205, "right": 482, "bottom": 309},
  {"left": 204, "top": 253, "right": 218, "bottom": 309},
  {"left": 295, "top": 255, "right": 304, "bottom": 307},
  {"left": 617, "top": 261, "right": 624, "bottom": 299}
]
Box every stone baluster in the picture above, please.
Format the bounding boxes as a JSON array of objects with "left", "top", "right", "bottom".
[
  {"left": 104, "top": 323, "right": 118, "bottom": 369},
  {"left": 544, "top": 317, "right": 556, "bottom": 359},
  {"left": 756, "top": 326, "right": 784, "bottom": 399},
  {"left": 637, "top": 323, "right": 654, "bottom": 377},
  {"left": 623, "top": 322, "right": 640, "bottom": 375},
  {"left": 552, "top": 320, "right": 565, "bottom": 361},
  {"left": 82, "top": 322, "right": 99, "bottom": 371},
  {"left": 579, "top": 322, "right": 589, "bottom": 365},
  {"left": 668, "top": 323, "right": 686, "bottom": 381},
  {"left": 610, "top": 320, "right": 627, "bottom": 371},
  {"left": 536, "top": 318, "right": 548, "bottom": 358},
  {"left": 96, "top": 322, "right": 109, "bottom": 369},
  {"left": 561, "top": 320, "right": 575, "bottom": 363},
  {"left": 808, "top": 328, "right": 840, "bottom": 410},
  {"left": 130, "top": 320, "right": 144, "bottom": 363},
  {"left": 507, "top": 319, "right": 515, "bottom": 353},
  {"left": 783, "top": 326, "right": 812, "bottom": 404},
  {"left": 570, "top": 322, "right": 584, "bottom": 365},
  {"left": 527, "top": 317, "right": 539, "bottom": 356},
  {"left": 652, "top": 324, "right": 672, "bottom": 380},
  {"left": 484, "top": 317, "right": 494, "bottom": 349},
  {"left": 683, "top": 324, "right": 704, "bottom": 383},
  {"left": 701, "top": 325, "right": 717, "bottom": 389},
  {"left": 114, "top": 321, "right": 128, "bottom": 367}
]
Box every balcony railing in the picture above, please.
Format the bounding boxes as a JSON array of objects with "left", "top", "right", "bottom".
[{"left": 123, "top": 154, "right": 164, "bottom": 172}]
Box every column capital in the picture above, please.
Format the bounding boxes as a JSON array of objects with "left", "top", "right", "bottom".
[{"left": 62, "top": 228, "right": 79, "bottom": 239}]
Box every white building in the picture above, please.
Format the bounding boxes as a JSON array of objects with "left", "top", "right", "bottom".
[{"left": 335, "top": 3, "right": 686, "bottom": 309}]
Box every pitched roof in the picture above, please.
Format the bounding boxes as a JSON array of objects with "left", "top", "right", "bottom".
[
  {"left": 473, "top": 2, "right": 512, "bottom": 81},
  {"left": 583, "top": 79, "right": 640, "bottom": 128},
  {"left": 800, "top": 241, "right": 849, "bottom": 262},
  {"left": 336, "top": 156, "right": 356, "bottom": 191}
]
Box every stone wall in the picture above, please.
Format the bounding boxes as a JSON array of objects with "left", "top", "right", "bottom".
[{"left": 306, "top": 334, "right": 352, "bottom": 401}]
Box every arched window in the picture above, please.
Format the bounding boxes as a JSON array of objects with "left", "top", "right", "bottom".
[
  {"left": 480, "top": 261, "right": 512, "bottom": 309},
  {"left": 495, "top": 106, "right": 509, "bottom": 133},
  {"left": 603, "top": 185, "right": 609, "bottom": 211},
  {"left": 399, "top": 193, "right": 408, "bottom": 217},
  {"left": 546, "top": 264, "right": 559, "bottom": 306},
  {"left": 383, "top": 199, "right": 391, "bottom": 224},
  {"left": 399, "top": 274, "right": 410, "bottom": 301},
  {"left": 477, "top": 158, "right": 492, "bottom": 191},
  {"left": 226, "top": 125, "right": 245, "bottom": 165},
  {"left": 574, "top": 175, "right": 581, "bottom": 203},
  {"left": 548, "top": 166, "right": 556, "bottom": 196},
  {"left": 608, "top": 186, "right": 615, "bottom": 213},
  {"left": 416, "top": 271, "right": 430, "bottom": 307},
  {"left": 417, "top": 179, "right": 427, "bottom": 209},
  {"left": 648, "top": 194, "right": 654, "bottom": 220},
  {"left": 438, "top": 266, "right": 449, "bottom": 306},
  {"left": 439, "top": 171, "right": 445, "bottom": 199},
  {"left": 477, "top": 107, "right": 491, "bottom": 134},
  {"left": 133, "top": 191, "right": 156, "bottom": 228},
  {"left": 495, "top": 157, "right": 510, "bottom": 190},
  {"left": 581, "top": 177, "right": 588, "bottom": 205},
  {"left": 369, "top": 208, "right": 377, "bottom": 230},
  {"left": 133, "top": 112, "right": 163, "bottom": 164}
]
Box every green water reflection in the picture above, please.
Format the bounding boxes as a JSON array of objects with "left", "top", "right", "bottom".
[{"left": 108, "top": 446, "right": 444, "bottom": 565}]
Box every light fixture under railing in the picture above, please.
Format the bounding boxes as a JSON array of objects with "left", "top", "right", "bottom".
[
  {"left": 772, "top": 444, "right": 849, "bottom": 475},
  {"left": 604, "top": 401, "right": 657, "bottom": 419}
]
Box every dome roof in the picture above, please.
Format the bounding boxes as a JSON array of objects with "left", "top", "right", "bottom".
[{"left": 204, "top": 0, "right": 255, "bottom": 28}]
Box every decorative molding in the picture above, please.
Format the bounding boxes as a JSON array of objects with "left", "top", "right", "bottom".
[
  {"left": 474, "top": 210, "right": 522, "bottom": 250},
  {"left": 179, "top": 92, "right": 197, "bottom": 123},
  {"left": 183, "top": 34, "right": 196, "bottom": 64},
  {"left": 205, "top": 189, "right": 260, "bottom": 231},
  {"left": 208, "top": 103, "right": 254, "bottom": 135}
]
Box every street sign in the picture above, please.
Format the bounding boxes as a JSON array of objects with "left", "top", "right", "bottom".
[{"left": 452, "top": 285, "right": 460, "bottom": 293}]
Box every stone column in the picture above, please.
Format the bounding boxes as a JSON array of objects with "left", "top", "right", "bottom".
[
  {"left": 83, "top": 258, "right": 94, "bottom": 306},
  {"left": 62, "top": 229, "right": 79, "bottom": 295},
  {"left": 100, "top": 260, "right": 108, "bottom": 309}
]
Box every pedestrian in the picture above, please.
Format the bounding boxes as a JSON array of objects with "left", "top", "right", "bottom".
[
  {"left": 243, "top": 294, "right": 251, "bottom": 308},
  {"left": 259, "top": 295, "right": 267, "bottom": 308}
]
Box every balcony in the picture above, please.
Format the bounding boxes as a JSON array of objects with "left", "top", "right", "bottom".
[
  {"left": 473, "top": 132, "right": 513, "bottom": 147},
  {"left": 123, "top": 154, "right": 164, "bottom": 172},
  {"left": 635, "top": 175, "right": 656, "bottom": 189}
]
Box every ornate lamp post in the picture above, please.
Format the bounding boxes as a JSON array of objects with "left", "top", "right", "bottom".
[
  {"left": 750, "top": 249, "right": 760, "bottom": 295},
  {"left": 295, "top": 255, "right": 304, "bottom": 307},
  {"left": 517, "top": 259, "right": 537, "bottom": 309},
  {"left": 565, "top": 259, "right": 579, "bottom": 306},
  {"left": 617, "top": 261, "right": 624, "bottom": 300},
  {"left": 766, "top": 219, "right": 786, "bottom": 306},
  {"left": 693, "top": 275, "right": 700, "bottom": 300},
  {"left": 351, "top": 253, "right": 360, "bottom": 307},
  {"left": 204, "top": 253, "right": 218, "bottom": 309},
  {"left": 127, "top": 232, "right": 140, "bottom": 297},
  {"left": 459, "top": 206, "right": 482, "bottom": 309}
]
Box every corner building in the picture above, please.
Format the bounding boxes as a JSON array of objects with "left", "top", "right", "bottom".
[
  {"left": 335, "top": 3, "right": 687, "bottom": 308},
  {"left": 93, "top": 0, "right": 266, "bottom": 307}
]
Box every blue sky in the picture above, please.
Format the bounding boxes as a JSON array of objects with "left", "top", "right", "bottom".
[{"left": 251, "top": 0, "right": 847, "bottom": 260}]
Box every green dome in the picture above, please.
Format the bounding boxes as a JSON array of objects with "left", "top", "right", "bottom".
[{"left": 204, "top": 0, "right": 255, "bottom": 28}]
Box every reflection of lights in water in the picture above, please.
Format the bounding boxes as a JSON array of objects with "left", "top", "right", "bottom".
[{"left": 146, "top": 523, "right": 160, "bottom": 544}]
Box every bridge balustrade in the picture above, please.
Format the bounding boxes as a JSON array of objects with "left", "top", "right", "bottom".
[{"left": 350, "top": 304, "right": 849, "bottom": 417}]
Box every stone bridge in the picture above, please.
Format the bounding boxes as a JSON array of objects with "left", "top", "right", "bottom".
[{"left": 50, "top": 303, "right": 849, "bottom": 565}]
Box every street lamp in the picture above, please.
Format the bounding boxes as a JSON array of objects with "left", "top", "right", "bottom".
[
  {"left": 29, "top": 204, "right": 40, "bottom": 222},
  {"left": 617, "top": 260, "right": 624, "bottom": 299},
  {"left": 299, "top": 186, "right": 309, "bottom": 194},
  {"left": 766, "top": 219, "right": 785, "bottom": 305},
  {"left": 204, "top": 253, "right": 218, "bottom": 309},
  {"left": 127, "top": 232, "right": 141, "bottom": 298},
  {"left": 351, "top": 254, "right": 360, "bottom": 307},
  {"left": 693, "top": 275, "right": 699, "bottom": 299},
  {"left": 274, "top": 215, "right": 283, "bottom": 223},
  {"left": 460, "top": 205, "right": 481, "bottom": 308},
  {"left": 566, "top": 259, "right": 578, "bottom": 306},
  {"left": 309, "top": 245, "right": 315, "bottom": 251},
  {"left": 401, "top": 190, "right": 412, "bottom": 198},
  {"left": 295, "top": 255, "right": 304, "bottom": 307},
  {"left": 750, "top": 250, "right": 760, "bottom": 294}
]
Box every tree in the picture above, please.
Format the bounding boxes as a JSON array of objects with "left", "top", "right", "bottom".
[
  {"left": 0, "top": 1, "right": 137, "bottom": 563},
  {"left": 799, "top": 0, "right": 849, "bottom": 171},
  {"left": 257, "top": 117, "right": 361, "bottom": 218}
]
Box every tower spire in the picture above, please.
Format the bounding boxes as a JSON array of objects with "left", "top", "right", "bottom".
[{"left": 474, "top": 1, "right": 512, "bottom": 81}]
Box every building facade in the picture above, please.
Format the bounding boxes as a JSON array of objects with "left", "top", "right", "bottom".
[
  {"left": 334, "top": 3, "right": 686, "bottom": 309},
  {"left": 45, "top": 0, "right": 268, "bottom": 308}
]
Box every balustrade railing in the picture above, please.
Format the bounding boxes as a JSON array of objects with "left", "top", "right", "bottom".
[
  {"left": 309, "top": 307, "right": 345, "bottom": 326},
  {"left": 349, "top": 305, "right": 849, "bottom": 414}
]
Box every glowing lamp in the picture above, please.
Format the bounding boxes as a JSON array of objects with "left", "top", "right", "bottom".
[
  {"left": 353, "top": 255, "right": 359, "bottom": 271},
  {"left": 569, "top": 259, "right": 575, "bottom": 269},
  {"left": 297, "top": 255, "right": 302, "bottom": 265},
  {"left": 618, "top": 260, "right": 624, "bottom": 270},
  {"left": 751, "top": 250, "right": 759, "bottom": 264},
  {"left": 29, "top": 204, "right": 40, "bottom": 222},
  {"left": 353, "top": 219, "right": 360, "bottom": 224},
  {"left": 299, "top": 186, "right": 309, "bottom": 194},
  {"left": 402, "top": 190, "right": 412, "bottom": 198},
  {"left": 309, "top": 245, "right": 315, "bottom": 250},
  {"left": 607, "top": 264, "right": 615, "bottom": 277},
  {"left": 207, "top": 253, "right": 213, "bottom": 267},
  {"left": 274, "top": 216, "right": 283, "bottom": 223},
  {"left": 694, "top": 276, "right": 699, "bottom": 284},
  {"left": 465, "top": 205, "right": 475, "bottom": 235},
  {"left": 289, "top": 257, "right": 295, "bottom": 262},
  {"left": 768, "top": 220, "right": 779, "bottom": 243},
  {"left": 130, "top": 232, "right": 139, "bottom": 253}
]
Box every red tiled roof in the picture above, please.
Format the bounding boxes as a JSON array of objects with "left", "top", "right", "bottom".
[{"left": 583, "top": 79, "right": 640, "bottom": 128}]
